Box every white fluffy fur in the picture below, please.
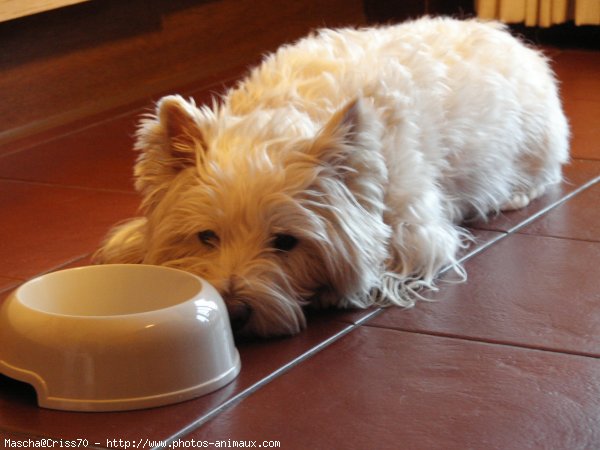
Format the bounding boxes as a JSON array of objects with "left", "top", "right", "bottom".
[{"left": 95, "top": 17, "right": 569, "bottom": 336}]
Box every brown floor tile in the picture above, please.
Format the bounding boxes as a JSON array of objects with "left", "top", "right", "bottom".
[
  {"left": 307, "top": 304, "right": 383, "bottom": 326},
  {"left": 0, "top": 256, "right": 94, "bottom": 306},
  {"left": 470, "top": 159, "right": 600, "bottom": 232},
  {"left": 552, "top": 49, "right": 600, "bottom": 103},
  {"left": 186, "top": 326, "right": 600, "bottom": 450},
  {"left": 560, "top": 77, "right": 600, "bottom": 104},
  {"left": 563, "top": 98, "right": 600, "bottom": 161},
  {"left": 0, "top": 369, "right": 189, "bottom": 445},
  {"left": 548, "top": 49, "right": 599, "bottom": 161},
  {"left": 0, "top": 74, "right": 240, "bottom": 192},
  {"left": 0, "top": 65, "right": 244, "bottom": 158},
  {"left": 458, "top": 229, "right": 506, "bottom": 261},
  {"left": 0, "top": 276, "right": 21, "bottom": 293},
  {"left": 369, "top": 233, "right": 600, "bottom": 356},
  {"left": 0, "top": 98, "right": 147, "bottom": 157},
  {"left": 0, "top": 181, "right": 140, "bottom": 279},
  {"left": 0, "top": 318, "right": 350, "bottom": 444},
  {"left": 0, "top": 115, "right": 138, "bottom": 191},
  {"left": 554, "top": 158, "right": 600, "bottom": 187},
  {"left": 519, "top": 181, "right": 600, "bottom": 242},
  {"left": 0, "top": 254, "right": 97, "bottom": 299}
]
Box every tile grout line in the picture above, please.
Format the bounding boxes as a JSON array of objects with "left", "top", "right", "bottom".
[
  {"left": 0, "top": 177, "right": 139, "bottom": 196},
  {"left": 0, "top": 74, "right": 242, "bottom": 158},
  {"left": 156, "top": 309, "right": 387, "bottom": 449},
  {"left": 0, "top": 254, "right": 95, "bottom": 299},
  {"left": 505, "top": 173, "right": 600, "bottom": 235},
  {"left": 363, "top": 323, "right": 600, "bottom": 360},
  {"left": 0, "top": 106, "right": 143, "bottom": 159},
  {"left": 0, "top": 282, "right": 22, "bottom": 298},
  {"left": 514, "top": 232, "right": 600, "bottom": 245},
  {"left": 448, "top": 172, "right": 600, "bottom": 266},
  {"left": 158, "top": 173, "right": 600, "bottom": 445},
  {"left": 38, "top": 254, "right": 94, "bottom": 276},
  {"left": 447, "top": 176, "right": 600, "bottom": 275},
  {"left": 466, "top": 169, "right": 600, "bottom": 238},
  {"left": 508, "top": 174, "right": 600, "bottom": 234}
]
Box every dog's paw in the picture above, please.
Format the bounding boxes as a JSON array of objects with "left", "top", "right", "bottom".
[{"left": 501, "top": 185, "right": 546, "bottom": 211}]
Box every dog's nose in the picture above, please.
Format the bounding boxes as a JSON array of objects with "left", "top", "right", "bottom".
[{"left": 226, "top": 301, "right": 251, "bottom": 332}]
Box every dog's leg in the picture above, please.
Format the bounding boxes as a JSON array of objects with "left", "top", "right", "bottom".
[
  {"left": 93, "top": 217, "right": 147, "bottom": 264},
  {"left": 500, "top": 77, "right": 569, "bottom": 213},
  {"left": 379, "top": 190, "right": 468, "bottom": 307}
]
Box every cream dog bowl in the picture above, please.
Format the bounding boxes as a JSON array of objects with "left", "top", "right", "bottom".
[{"left": 0, "top": 264, "right": 240, "bottom": 412}]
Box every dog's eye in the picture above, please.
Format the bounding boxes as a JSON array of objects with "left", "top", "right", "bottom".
[
  {"left": 197, "top": 230, "right": 219, "bottom": 248},
  {"left": 272, "top": 234, "right": 298, "bottom": 252}
]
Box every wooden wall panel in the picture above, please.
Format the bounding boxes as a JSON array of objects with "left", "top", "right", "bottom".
[{"left": 0, "top": 0, "right": 366, "bottom": 145}]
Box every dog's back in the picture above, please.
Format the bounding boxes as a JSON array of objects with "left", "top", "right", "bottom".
[
  {"left": 97, "top": 17, "right": 569, "bottom": 336},
  {"left": 227, "top": 16, "right": 568, "bottom": 220}
]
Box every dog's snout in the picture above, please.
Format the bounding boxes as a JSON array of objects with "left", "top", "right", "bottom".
[{"left": 226, "top": 301, "right": 251, "bottom": 332}]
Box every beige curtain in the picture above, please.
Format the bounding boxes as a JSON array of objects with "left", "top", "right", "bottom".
[{"left": 476, "top": 0, "right": 600, "bottom": 26}]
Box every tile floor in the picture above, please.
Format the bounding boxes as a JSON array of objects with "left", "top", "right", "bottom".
[{"left": 0, "top": 46, "right": 599, "bottom": 450}]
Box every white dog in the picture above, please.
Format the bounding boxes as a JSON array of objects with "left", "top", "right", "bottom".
[{"left": 95, "top": 17, "right": 569, "bottom": 336}]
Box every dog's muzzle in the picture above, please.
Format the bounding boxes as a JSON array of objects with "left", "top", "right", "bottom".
[{"left": 226, "top": 300, "right": 252, "bottom": 332}]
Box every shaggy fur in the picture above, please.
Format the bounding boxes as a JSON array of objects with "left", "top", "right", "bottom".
[{"left": 95, "top": 17, "right": 569, "bottom": 337}]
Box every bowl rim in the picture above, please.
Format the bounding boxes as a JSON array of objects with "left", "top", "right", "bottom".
[{"left": 13, "top": 264, "right": 207, "bottom": 319}]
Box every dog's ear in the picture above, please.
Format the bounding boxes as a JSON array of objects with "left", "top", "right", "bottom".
[
  {"left": 315, "top": 98, "right": 364, "bottom": 148},
  {"left": 155, "top": 95, "right": 206, "bottom": 168},
  {"left": 311, "top": 98, "right": 359, "bottom": 161},
  {"left": 309, "top": 97, "right": 382, "bottom": 172},
  {"left": 309, "top": 98, "right": 386, "bottom": 213},
  {"left": 134, "top": 95, "right": 207, "bottom": 209}
]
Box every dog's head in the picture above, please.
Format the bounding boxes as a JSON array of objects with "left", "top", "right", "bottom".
[{"left": 98, "top": 95, "right": 391, "bottom": 336}]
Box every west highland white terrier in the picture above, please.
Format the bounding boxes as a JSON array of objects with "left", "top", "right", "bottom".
[{"left": 95, "top": 17, "right": 569, "bottom": 336}]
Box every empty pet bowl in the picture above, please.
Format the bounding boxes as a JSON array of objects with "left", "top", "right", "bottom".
[{"left": 0, "top": 264, "right": 240, "bottom": 412}]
